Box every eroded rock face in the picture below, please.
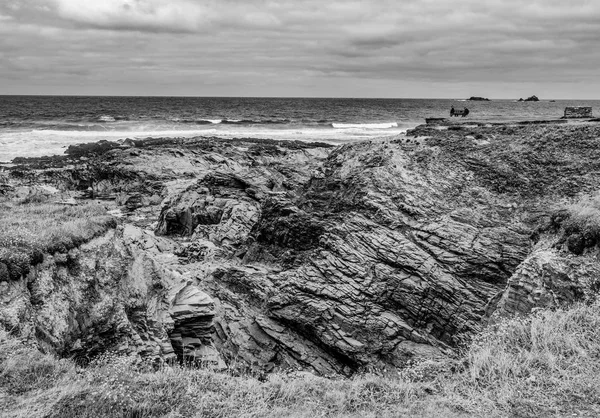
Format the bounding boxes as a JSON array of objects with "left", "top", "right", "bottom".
[
  {"left": 151, "top": 135, "right": 536, "bottom": 372},
  {"left": 3, "top": 125, "right": 600, "bottom": 375},
  {"left": 169, "top": 284, "right": 224, "bottom": 368},
  {"left": 487, "top": 241, "right": 600, "bottom": 320},
  {"left": 0, "top": 224, "right": 223, "bottom": 366},
  {"left": 156, "top": 173, "right": 261, "bottom": 249}
]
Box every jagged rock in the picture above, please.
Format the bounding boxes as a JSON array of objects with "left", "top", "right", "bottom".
[
  {"left": 206, "top": 265, "right": 347, "bottom": 375},
  {"left": 0, "top": 225, "right": 224, "bottom": 366},
  {"left": 4, "top": 126, "right": 600, "bottom": 376},
  {"left": 175, "top": 240, "right": 223, "bottom": 263},
  {"left": 156, "top": 173, "right": 262, "bottom": 248},
  {"left": 169, "top": 284, "right": 224, "bottom": 368},
  {"left": 564, "top": 106, "right": 593, "bottom": 119},
  {"left": 0, "top": 183, "right": 13, "bottom": 196},
  {"left": 488, "top": 248, "right": 600, "bottom": 318},
  {"left": 65, "top": 140, "right": 121, "bottom": 157}
]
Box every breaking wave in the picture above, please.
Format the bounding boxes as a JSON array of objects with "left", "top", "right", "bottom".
[
  {"left": 176, "top": 118, "right": 290, "bottom": 125},
  {"left": 332, "top": 122, "right": 399, "bottom": 129}
]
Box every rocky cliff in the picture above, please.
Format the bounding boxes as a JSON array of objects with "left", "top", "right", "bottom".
[{"left": 2, "top": 124, "right": 600, "bottom": 375}]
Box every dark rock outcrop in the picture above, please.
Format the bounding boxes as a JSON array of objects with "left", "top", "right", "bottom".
[
  {"left": 487, "top": 246, "right": 600, "bottom": 319},
  {"left": 563, "top": 106, "right": 593, "bottom": 119},
  {"left": 518, "top": 95, "right": 540, "bottom": 102},
  {"left": 3, "top": 124, "right": 600, "bottom": 375},
  {"left": 0, "top": 222, "right": 224, "bottom": 366}
]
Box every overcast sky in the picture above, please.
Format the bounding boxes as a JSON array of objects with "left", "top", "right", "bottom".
[{"left": 1, "top": 0, "right": 599, "bottom": 98}]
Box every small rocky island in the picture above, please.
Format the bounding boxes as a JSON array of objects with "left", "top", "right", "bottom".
[
  {"left": 467, "top": 96, "right": 490, "bottom": 101},
  {"left": 2, "top": 121, "right": 600, "bottom": 416},
  {"left": 518, "top": 95, "right": 540, "bottom": 101}
]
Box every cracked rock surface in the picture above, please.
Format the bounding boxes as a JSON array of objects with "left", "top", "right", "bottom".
[{"left": 2, "top": 125, "right": 600, "bottom": 375}]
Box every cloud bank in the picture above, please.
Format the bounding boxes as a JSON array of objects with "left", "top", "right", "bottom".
[{"left": 0, "top": 0, "right": 599, "bottom": 98}]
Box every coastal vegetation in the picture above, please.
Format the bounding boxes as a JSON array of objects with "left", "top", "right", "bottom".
[
  {"left": 0, "top": 198, "right": 115, "bottom": 281},
  {"left": 2, "top": 300, "right": 600, "bottom": 417},
  {"left": 539, "top": 192, "right": 600, "bottom": 255},
  {"left": 563, "top": 192, "right": 600, "bottom": 238}
]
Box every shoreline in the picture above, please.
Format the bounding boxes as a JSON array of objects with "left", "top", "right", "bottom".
[
  {"left": 0, "top": 128, "right": 410, "bottom": 164},
  {"left": 2, "top": 117, "right": 598, "bottom": 165}
]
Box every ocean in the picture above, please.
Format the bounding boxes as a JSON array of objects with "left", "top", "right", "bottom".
[{"left": 1, "top": 96, "right": 599, "bottom": 162}]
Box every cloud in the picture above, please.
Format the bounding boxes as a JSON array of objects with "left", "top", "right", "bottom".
[
  {"left": 1, "top": 0, "right": 600, "bottom": 97},
  {"left": 49, "top": 0, "right": 211, "bottom": 32},
  {"left": 35, "top": 0, "right": 284, "bottom": 33}
]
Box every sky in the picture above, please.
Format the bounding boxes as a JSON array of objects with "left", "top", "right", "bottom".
[{"left": 0, "top": 0, "right": 599, "bottom": 99}]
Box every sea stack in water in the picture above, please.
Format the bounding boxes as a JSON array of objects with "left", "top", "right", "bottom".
[{"left": 518, "top": 95, "right": 540, "bottom": 102}]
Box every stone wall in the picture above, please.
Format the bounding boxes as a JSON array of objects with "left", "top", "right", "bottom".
[{"left": 564, "top": 107, "right": 593, "bottom": 118}]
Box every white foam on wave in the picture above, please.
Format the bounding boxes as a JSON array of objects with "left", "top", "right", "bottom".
[
  {"left": 332, "top": 122, "right": 399, "bottom": 129},
  {"left": 203, "top": 124, "right": 412, "bottom": 143},
  {"left": 0, "top": 121, "right": 418, "bottom": 162},
  {"left": 99, "top": 115, "right": 116, "bottom": 122},
  {"left": 207, "top": 119, "right": 222, "bottom": 124},
  {"left": 0, "top": 128, "right": 218, "bottom": 162}
]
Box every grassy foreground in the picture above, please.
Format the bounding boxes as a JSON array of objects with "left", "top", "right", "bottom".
[
  {"left": 2, "top": 302, "right": 600, "bottom": 418},
  {"left": 0, "top": 199, "right": 116, "bottom": 281}
]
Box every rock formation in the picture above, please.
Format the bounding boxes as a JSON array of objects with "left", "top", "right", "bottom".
[
  {"left": 518, "top": 95, "right": 540, "bottom": 102},
  {"left": 2, "top": 124, "right": 600, "bottom": 375},
  {"left": 564, "top": 106, "right": 593, "bottom": 119}
]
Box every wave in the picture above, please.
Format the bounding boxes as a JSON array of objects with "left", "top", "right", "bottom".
[
  {"left": 99, "top": 115, "right": 116, "bottom": 122},
  {"left": 0, "top": 122, "right": 416, "bottom": 162},
  {"left": 221, "top": 119, "right": 291, "bottom": 125},
  {"left": 175, "top": 118, "right": 292, "bottom": 125},
  {"left": 10, "top": 128, "right": 218, "bottom": 141},
  {"left": 221, "top": 119, "right": 253, "bottom": 124},
  {"left": 332, "top": 122, "right": 399, "bottom": 129}
]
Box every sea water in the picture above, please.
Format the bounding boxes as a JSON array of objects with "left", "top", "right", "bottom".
[{"left": 1, "top": 96, "right": 598, "bottom": 162}]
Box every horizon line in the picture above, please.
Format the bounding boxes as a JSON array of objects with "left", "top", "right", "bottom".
[{"left": 1, "top": 94, "right": 598, "bottom": 101}]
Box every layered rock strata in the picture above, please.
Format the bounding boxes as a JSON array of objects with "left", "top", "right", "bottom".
[{"left": 2, "top": 125, "right": 600, "bottom": 375}]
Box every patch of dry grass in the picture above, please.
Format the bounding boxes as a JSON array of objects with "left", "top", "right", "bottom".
[
  {"left": 0, "top": 199, "right": 116, "bottom": 281},
  {"left": 462, "top": 304, "right": 600, "bottom": 416},
  {"left": 2, "top": 301, "right": 600, "bottom": 417},
  {"left": 546, "top": 192, "right": 600, "bottom": 255},
  {"left": 564, "top": 192, "right": 600, "bottom": 233}
]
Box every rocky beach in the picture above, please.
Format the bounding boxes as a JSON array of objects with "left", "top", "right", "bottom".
[{"left": 2, "top": 120, "right": 600, "bottom": 416}]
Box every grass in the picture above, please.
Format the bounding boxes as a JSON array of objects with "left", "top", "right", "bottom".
[
  {"left": 541, "top": 192, "right": 600, "bottom": 255},
  {"left": 0, "top": 199, "right": 116, "bottom": 281},
  {"left": 563, "top": 192, "right": 600, "bottom": 239},
  {"left": 2, "top": 301, "right": 600, "bottom": 417}
]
